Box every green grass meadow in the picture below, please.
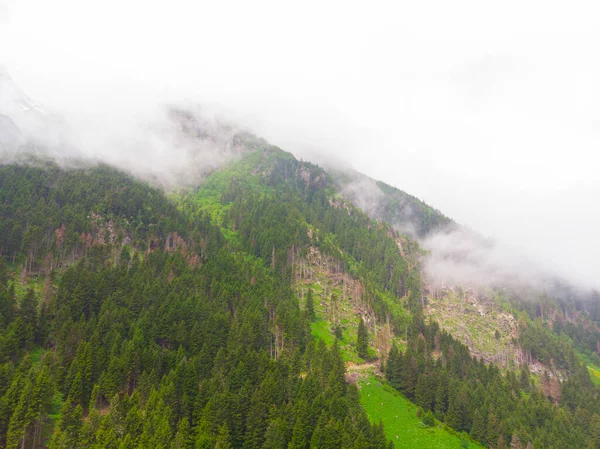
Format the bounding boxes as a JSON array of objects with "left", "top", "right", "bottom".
[{"left": 359, "top": 376, "right": 484, "bottom": 449}]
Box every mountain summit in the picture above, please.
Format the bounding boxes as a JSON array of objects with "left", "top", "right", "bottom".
[
  {"left": 0, "top": 68, "right": 71, "bottom": 152},
  {"left": 0, "top": 66, "right": 46, "bottom": 117}
]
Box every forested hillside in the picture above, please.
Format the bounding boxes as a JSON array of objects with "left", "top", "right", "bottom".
[
  {"left": 1, "top": 139, "right": 600, "bottom": 449},
  {"left": 333, "top": 170, "right": 452, "bottom": 237}
]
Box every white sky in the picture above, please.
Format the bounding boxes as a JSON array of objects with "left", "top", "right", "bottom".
[{"left": 1, "top": 0, "right": 600, "bottom": 288}]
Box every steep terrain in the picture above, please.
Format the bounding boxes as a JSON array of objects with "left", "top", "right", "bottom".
[
  {"left": 1, "top": 109, "right": 600, "bottom": 449},
  {"left": 333, "top": 169, "right": 452, "bottom": 238}
]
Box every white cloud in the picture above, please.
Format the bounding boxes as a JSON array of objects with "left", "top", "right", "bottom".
[{"left": 2, "top": 0, "right": 600, "bottom": 288}]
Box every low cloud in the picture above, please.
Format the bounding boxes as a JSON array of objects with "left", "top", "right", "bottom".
[
  {"left": 421, "top": 226, "right": 545, "bottom": 291},
  {"left": 335, "top": 168, "right": 598, "bottom": 297},
  {"left": 1, "top": 69, "right": 245, "bottom": 187},
  {"left": 1, "top": 67, "right": 598, "bottom": 297},
  {"left": 336, "top": 170, "right": 421, "bottom": 237}
]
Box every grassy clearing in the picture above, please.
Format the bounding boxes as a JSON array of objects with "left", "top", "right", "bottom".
[
  {"left": 30, "top": 347, "right": 45, "bottom": 365},
  {"left": 310, "top": 312, "right": 363, "bottom": 363},
  {"left": 307, "top": 280, "right": 365, "bottom": 363},
  {"left": 376, "top": 289, "right": 412, "bottom": 332},
  {"left": 577, "top": 351, "right": 600, "bottom": 387},
  {"left": 13, "top": 275, "right": 44, "bottom": 298},
  {"left": 588, "top": 365, "right": 600, "bottom": 387},
  {"left": 310, "top": 319, "right": 335, "bottom": 346},
  {"left": 359, "top": 375, "right": 483, "bottom": 449}
]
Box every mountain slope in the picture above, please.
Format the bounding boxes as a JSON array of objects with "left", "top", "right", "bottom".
[
  {"left": 0, "top": 149, "right": 409, "bottom": 449},
  {"left": 0, "top": 125, "right": 600, "bottom": 449},
  {"left": 333, "top": 169, "right": 452, "bottom": 237}
]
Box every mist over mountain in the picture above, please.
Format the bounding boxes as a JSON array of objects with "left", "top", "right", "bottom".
[
  {"left": 2, "top": 3, "right": 600, "bottom": 448},
  {"left": 0, "top": 70, "right": 252, "bottom": 187},
  {"left": 1, "top": 68, "right": 597, "bottom": 298},
  {"left": 3, "top": 61, "right": 600, "bottom": 448},
  {"left": 3, "top": 0, "right": 600, "bottom": 296}
]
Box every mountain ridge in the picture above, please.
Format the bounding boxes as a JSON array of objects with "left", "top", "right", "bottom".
[{"left": 1, "top": 72, "right": 600, "bottom": 448}]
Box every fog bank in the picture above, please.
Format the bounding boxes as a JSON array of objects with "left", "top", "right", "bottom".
[{"left": 2, "top": 0, "right": 599, "bottom": 289}]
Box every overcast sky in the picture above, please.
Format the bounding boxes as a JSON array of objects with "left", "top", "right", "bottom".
[{"left": 1, "top": 0, "right": 599, "bottom": 288}]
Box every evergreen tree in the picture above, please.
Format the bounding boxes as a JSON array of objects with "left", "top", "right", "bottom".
[
  {"left": 305, "top": 288, "right": 315, "bottom": 321},
  {"left": 400, "top": 355, "right": 418, "bottom": 399},
  {"left": 171, "top": 419, "right": 192, "bottom": 449},
  {"left": 18, "top": 288, "right": 38, "bottom": 348},
  {"left": 487, "top": 410, "right": 500, "bottom": 449},
  {"left": 589, "top": 414, "right": 600, "bottom": 449},
  {"left": 415, "top": 374, "right": 434, "bottom": 411},
  {"left": 288, "top": 400, "right": 311, "bottom": 449},
  {"left": 357, "top": 318, "right": 369, "bottom": 359},
  {"left": 471, "top": 409, "right": 486, "bottom": 444},
  {"left": 434, "top": 373, "right": 448, "bottom": 419},
  {"left": 215, "top": 424, "right": 233, "bottom": 449},
  {"left": 263, "top": 418, "right": 288, "bottom": 449},
  {"left": 445, "top": 391, "right": 462, "bottom": 431},
  {"left": 519, "top": 366, "right": 530, "bottom": 392}
]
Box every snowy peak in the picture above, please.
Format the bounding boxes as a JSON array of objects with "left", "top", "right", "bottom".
[
  {"left": 0, "top": 68, "right": 69, "bottom": 150},
  {"left": 0, "top": 67, "right": 46, "bottom": 117}
]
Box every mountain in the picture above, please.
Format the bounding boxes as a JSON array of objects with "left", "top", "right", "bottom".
[
  {"left": 0, "top": 67, "right": 68, "bottom": 152},
  {"left": 0, "top": 67, "right": 47, "bottom": 117},
  {"left": 1, "top": 77, "right": 600, "bottom": 449},
  {"left": 332, "top": 168, "right": 453, "bottom": 237}
]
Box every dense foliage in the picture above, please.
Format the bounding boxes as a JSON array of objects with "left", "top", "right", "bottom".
[
  {"left": 1, "top": 143, "right": 600, "bottom": 449},
  {"left": 0, "top": 157, "right": 395, "bottom": 449},
  {"left": 0, "top": 162, "right": 191, "bottom": 272},
  {"left": 385, "top": 317, "right": 600, "bottom": 449}
]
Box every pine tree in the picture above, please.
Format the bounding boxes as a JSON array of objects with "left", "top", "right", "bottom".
[
  {"left": 519, "top": 366, "right": 530, "bottom": 392},
  {"left": 589, "top": 414, "right": 600, "bottom": 449},
  {"left": 263, "top": 418, "right": 288, "bottom": 449},
  {"left": 471, "top": 409, "right": 486, "bottom": 443},
  {"left": 6, "top": 379, "right": 33, "bottom": 449},
  {"left": 19, "top": 288, "right": 38, "bottom": 347},
  {"left": 244, "top": 389, "right": 268, "bottom": 449},
  {"left": 309, "top": 413, "right": 326, "bottom": 449},
  {"left": 215, "top": 424, "right": 233, "bottom": 449},
  {"left": 434, "top": 373, "right": 448, "bottom": 419},
  {"left": 48, "top": 428, "right": 70, "bottom": 449},
  {"left": 401, "top": 355, "right": 418, "bottom": 399},
  {"left": 487, "top": 409, "right": 500, "bottom": 449},
  {"left": 305, "top": 287, "right": 315, "bottom": 320},
  {"left": 357, "top": 317, "right": 369, "bottom": 359},
  {"left": 171, "top": 419, "right": 192, "bottom": 449},
  {"left": 445, "top": 391, "right": 462, "bottom": 431},
  {"left": 415, "top": 374, "right": 433, "bottom": 411},
  {"left": 387, "top": 346, "right": 403, "bottom": 391},
  {"left": 0, "top": 259, "right": 15, "bottom": 327},
  {"left": 288, "top": 400, "right": 310, "bottom": 449}
]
